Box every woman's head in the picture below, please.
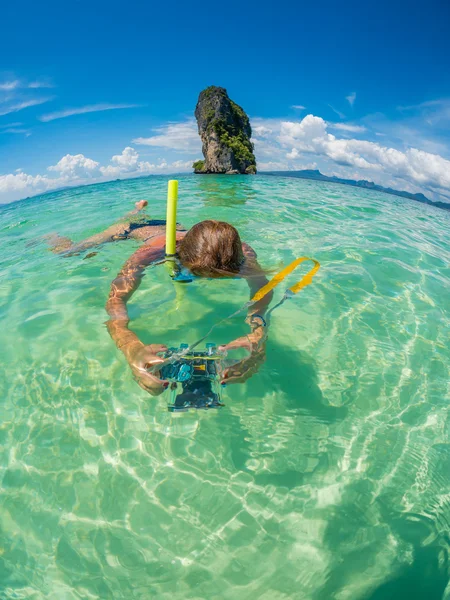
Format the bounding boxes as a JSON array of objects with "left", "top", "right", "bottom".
[{"left": 178, "top": 220, "right": 244, "bottom": 276}]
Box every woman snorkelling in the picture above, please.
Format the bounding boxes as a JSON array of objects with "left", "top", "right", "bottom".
[
  {"left": 105, "top": 219, "right": 273, "bottom": 396},
  {"left": 48, "top": 195, "right": 272, "bottom": 396},
  {"left": 48, "top": 189, "right": 317, "bottom": 399}
]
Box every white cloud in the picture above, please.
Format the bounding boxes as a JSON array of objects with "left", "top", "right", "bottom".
[
  {"left": 252, "top": 114, "right": 450, "bottom": 201},
  {"left": 0, "top": 80, "right": 20, "bottom": 91},
  {"left": 0, "top": 122, "right": 23, "bottom": 129},
  {"left": 397, "top": 99, "right": 444, "bottom": 112},
  {"left": 291, "top": 105, "right": 306, "bottom": 110},
  {"left": 0, "top": 97, "right": 53, "bottom": 116},
  {"left": 28, "top": 81, "right": 54, "bottom": 89},
  {"left": 103, "top": 146, "right": 141, "bottom": 173},
  {"left": 346, "top": 92, "right": 356, "bottom": 107},
  {"left": 253, "top": 125, "right": 273, "bottom": 137},
  {"left": 258, "top": 159, "right": 318, "bottom": 171},
  {"left": 0, "top": 78, "right": 54, "bottom": 91},
  {"left": 363, "top": 114, "right": 450, "bottom": 158},
  {"left": 257, "top": 160, "right": 289, "bottom": 170},
  {"left": 170, "top": 159, "right": 194, "bottom": 169},
  {"left": 286, "top": 148, "right": 300, "bottom": 159},
  {"left": 278, "top": 115, "right": 328, "bottom": 148},
  {"left": 0, "top": 147, "right": 197, "bottom": 204},
  {"left": 48, "top": 154, "right": 101, "bottom": 178},
  {"left": 100, "top": 147, "right": 151, "bottom": 177},
  {"left": 0, "top": 128, "right": 31, "bottom": 136},
  {"left": 133, "top": 119, "right": 201, "bottom": 153},
  {"left": 328, "top": 104, "right": 346, "bottom": 119},
  {"left": 328, "top": 122, "right": 367, "bottom": 133},
  {"left": 39, "top": 103, "right": 141, "bottom": 122},
  {"left": 394, "top": 98, "right": 450, "bottom": 136},
  {"left": 0, "top": 170, "right": 74, "bottom": 204},
  {"left": 100, "top": 148, "right": 195, "bottom": 177}
]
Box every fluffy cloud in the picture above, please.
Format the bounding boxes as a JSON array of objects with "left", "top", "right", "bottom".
[
  {"left": 48, "top": 154, "right": 101, "bottom": 178},
  {"left": 253, "top": 125, "right": 273, "bottom": 137},
  {"left": 0, "top": 147, "right": 196, "bottom": 204},
  {"left": 286, "top": 148, "right": 300, "bottom": 159},
  {"left": 251, "top": 114, "right": 450, "bottom": 200},
  {"left": 0, "top": 172, "right": 60, "bottom": 200},
  {"left": 278, "top": 115, "right": 328, "bottom": 148},
  {"left": 100, "top": 147, "right": 156, "bottom": 177},
  {"left": 133, "top": 120, "right": 201, "bottom": 153},
  {"left": 100, "top": 147, "right": 141, "bottom": 177},
  {"left": 0, "top": 154, "right": 103, "bottom": 203}
]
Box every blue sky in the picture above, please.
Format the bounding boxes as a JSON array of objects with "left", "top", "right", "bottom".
[{"left": 1, "top": 0, "right": 450, "bottom": 203}]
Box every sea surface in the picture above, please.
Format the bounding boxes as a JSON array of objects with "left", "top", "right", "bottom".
[{"left": 0, "top": 174, "right": 449, "bottom": 599}]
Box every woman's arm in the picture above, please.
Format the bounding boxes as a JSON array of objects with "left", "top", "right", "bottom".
[
  {"left": 106, "top": 232, "right": 179, "bottom": 327},
  {"left": 241, "top": 242, "right": 273, "bottom": 315},
  {"left": 242, "top": 242, "right": 273, "bottom": 335},
  {"left": 105, "top": 236, "right": 168, "bottom": 394},
  {"left": 126, "top": 199, "right": 149, "bottom": 216},
  {"left": 106, "top": 236, "right": 165, "bottom": 340},
  {"left": 219, "top": 244, "right": 273, "bottom": 384},
  {"left": 49, "top": 201, "right": 150, "bottom": 256},
  {"left": 105, "top": 232, "right": 186, "bottom": 395}
]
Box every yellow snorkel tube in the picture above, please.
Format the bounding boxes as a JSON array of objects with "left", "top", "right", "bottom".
[
  {"left": 165, "top": 179, "right": 178, "bottom": 257},
  {"left": 164, "top": 180, "right": 188, "bottom": 309}
]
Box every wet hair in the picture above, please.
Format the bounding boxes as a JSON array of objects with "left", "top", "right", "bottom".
[{"left": 178, "top": 220, "right": 244, "bottom": 277}]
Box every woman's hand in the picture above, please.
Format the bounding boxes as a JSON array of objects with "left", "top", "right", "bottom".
[
  {"left": 219, "top": 323, "right": 266, "bottom": 354},
  {"left": 219, "top": 324, "right": 267, "bottom": 385},
  {"left": 125, "top": 342, "right": 169, "bottom": 396},
  {"left": 220, "top": 341, "right": 266, "bottom": 385},
  {"left": 135, "top": 200, "right": 148, "bottom": 210}
]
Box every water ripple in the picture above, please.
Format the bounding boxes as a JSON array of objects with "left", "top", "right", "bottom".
[{"left": 0, "top": 175, "right": 449, "bottom": 599}]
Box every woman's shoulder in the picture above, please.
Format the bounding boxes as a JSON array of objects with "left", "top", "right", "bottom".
[
  {"left": 240, "top": 242, "right": 263, "bottom": 278},
  {"left": 242, "top": 242, "right": 257, "bottom": 260}
]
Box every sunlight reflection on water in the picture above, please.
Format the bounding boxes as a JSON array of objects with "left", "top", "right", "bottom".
[{"left": 0, "top": 174, "right": 449, "bottom": 599}]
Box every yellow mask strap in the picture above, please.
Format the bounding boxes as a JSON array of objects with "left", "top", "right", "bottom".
[{"left": 251, "top": 257, "right": 320, "bottom": 303}]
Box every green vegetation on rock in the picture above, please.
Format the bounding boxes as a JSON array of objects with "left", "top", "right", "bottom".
[
  {"left": 193, "top": 160, "right": 205, "bottom": 172},
  {"left": 214, "top": 122, "right": 255, "bottom": 165}
]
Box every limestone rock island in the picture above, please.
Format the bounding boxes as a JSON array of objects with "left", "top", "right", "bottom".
[{"left": 193, "top": 86, "right": 257, "bottom": 175}]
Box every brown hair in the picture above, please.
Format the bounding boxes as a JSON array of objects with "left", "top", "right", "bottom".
[{"left": 178, "top": 220, "right": 244, "bottom": 277}]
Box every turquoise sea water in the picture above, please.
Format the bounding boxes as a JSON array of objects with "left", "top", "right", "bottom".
[{"left": 0, "top": 174, "right": 449, "bottom": 599}]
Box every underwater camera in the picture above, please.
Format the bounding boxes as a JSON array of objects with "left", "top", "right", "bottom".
[{"left": 159, "top": 344, "right": 225, "bottom": 412}]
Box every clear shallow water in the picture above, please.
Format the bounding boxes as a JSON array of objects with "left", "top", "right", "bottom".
[{"left": 0, "top": 174, "right": 449, "bottom": 599}]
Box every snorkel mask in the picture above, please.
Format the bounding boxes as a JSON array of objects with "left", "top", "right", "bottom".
[{"left": 159, "top": 343, "right": 225, "bottom": 412}]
